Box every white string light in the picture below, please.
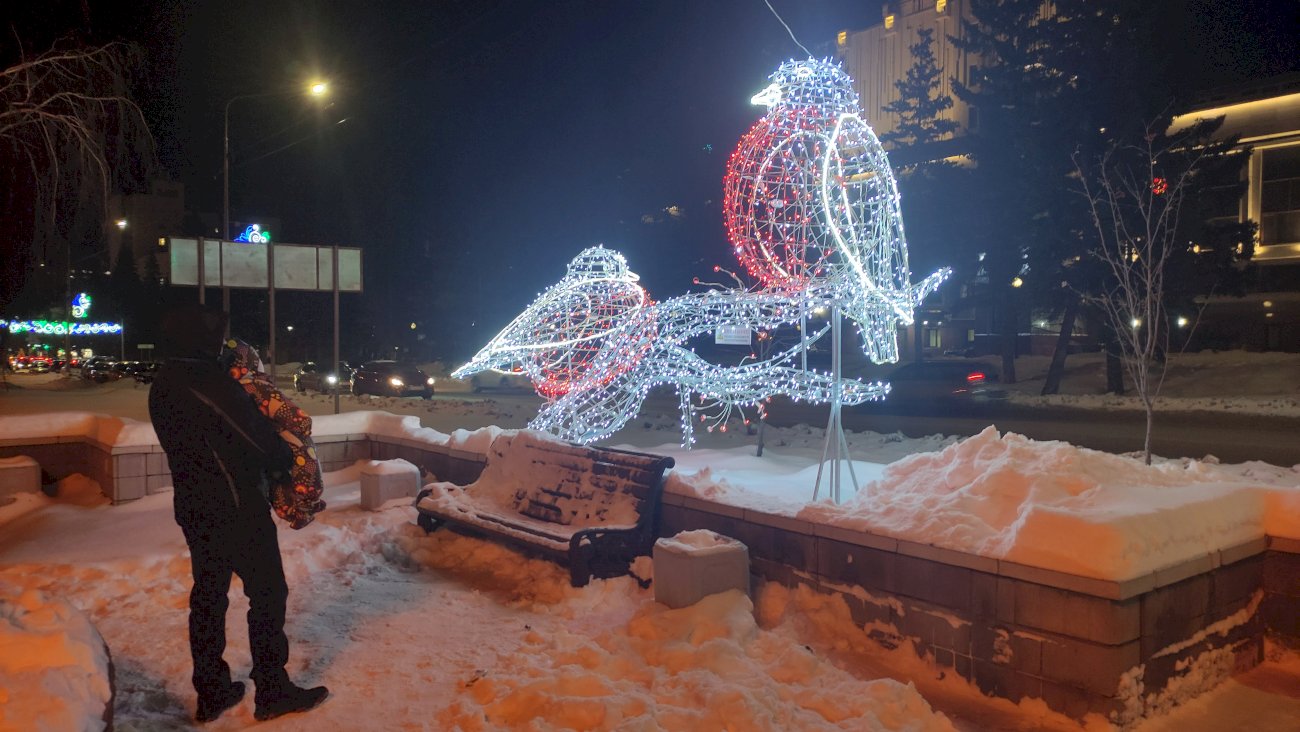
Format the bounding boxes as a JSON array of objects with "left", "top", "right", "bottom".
[{"left": 455, "top": 59, "right": 949, "bottom": 446}]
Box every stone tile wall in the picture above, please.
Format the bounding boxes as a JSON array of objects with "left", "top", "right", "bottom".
[
  {"left": 659, "top": 492, "right": 1285, "bottom": 723},
  {"left": 0, "top": 432, "right": 487, "bottom": 505}
]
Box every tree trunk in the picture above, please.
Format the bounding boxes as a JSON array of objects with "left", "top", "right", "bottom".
[
  {"left": 1105, "top": 339, "right": 1125, "bottom": 395},
  {"left": 1000, "top": 303, "right": 1017, "bottom": 384},
  {"left": 1041, "top": 296, "right": 1079, "bottom": 395},
  {"left": 1143, "top": 403, "right": 1154, "bottom": 465}
]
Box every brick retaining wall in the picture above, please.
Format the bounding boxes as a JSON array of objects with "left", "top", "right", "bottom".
[
  {"left": 4, "top": 429, "right": 1295, "bottom": 722},
  {"left": 659, "top": 492, "right": 1287, "bottom": 724}
]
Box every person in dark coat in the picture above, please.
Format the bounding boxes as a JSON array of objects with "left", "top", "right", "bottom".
[{"left": 148, "top": 304, "right": 329, "bottom": 723}]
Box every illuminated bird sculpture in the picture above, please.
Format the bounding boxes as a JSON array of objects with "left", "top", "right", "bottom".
[
  {"left": 723, "top": 58, "right": 948, "bottom": 363},
  {"left": 454, "top": 59, "right": 948, "bottom": 446}
]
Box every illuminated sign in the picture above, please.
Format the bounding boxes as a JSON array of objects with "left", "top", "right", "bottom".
[
  {"left": 71, "top": 292, "right": 92, "bottom": 319},
  {"left": 234, "top": 224, "right": 271, "bottom": 243},
  {"left": 1, "top": 319, "right": 122, "bottom": 335}
]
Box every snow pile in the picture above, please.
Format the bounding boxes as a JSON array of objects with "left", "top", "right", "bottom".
[
  {"left": 0, "top": 589, "right": 112, "bottom": 732},
  {"left": 790, "top": 427, "right": 1295, "bottom": 581},
  {"left": 436, "top": 589, "right": 955, "bottom": 732},
  {"left": 656, "top": 529, "right": 746, "bottom": 556}
]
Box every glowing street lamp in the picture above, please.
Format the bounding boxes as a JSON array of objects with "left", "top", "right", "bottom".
[
  {"left": 115, "top": 219, "right": 127, "bottom": 230},
  {"left": 222, "top": 79, "right": 331, "bottom": 376}
]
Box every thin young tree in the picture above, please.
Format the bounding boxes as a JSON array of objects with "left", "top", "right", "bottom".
[
  {"left": 1075, "top": 120, "right": 1222, "bottom": 465},
  {"left": 881, "top": 28, "right": 959, "bottom": 150},
  {"left": 0, "top": 39, "right": 153, "bottom": 315}
]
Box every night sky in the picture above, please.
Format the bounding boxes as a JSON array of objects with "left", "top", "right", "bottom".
[
  {"left": 4, "top": 0, "right": 1299, "bottom": 359},
  {"left": 173, "top": 1, "right": 885, "bottom": 346}
]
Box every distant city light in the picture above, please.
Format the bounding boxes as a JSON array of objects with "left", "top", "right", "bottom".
[{"left": 234, "top": 224, "right": 270, "bottom": 243}]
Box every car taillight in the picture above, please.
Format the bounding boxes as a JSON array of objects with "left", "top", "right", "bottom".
[{"left": 966, "top": 371, "right": 986, "bottom": 384}]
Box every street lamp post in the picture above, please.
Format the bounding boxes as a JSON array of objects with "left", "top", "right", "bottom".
[{"left": 222, "top": 81, "right": 329, "bottom": 379}]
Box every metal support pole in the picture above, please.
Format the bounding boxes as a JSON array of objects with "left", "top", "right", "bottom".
[
  {"left": 222, "top": 100, "right": 232, "bottom": 329},
  {"left": 197, "top": 237, "right": 206, "bottom": 305},
  {"left": 813, "top": 306, "right": 859, "bottom": 504},
  {"left": 332, "top": 246, "right": 341, "bottom": 415},
  {"left": 267, "top": 241, "right": 276, "bottom": 384}
]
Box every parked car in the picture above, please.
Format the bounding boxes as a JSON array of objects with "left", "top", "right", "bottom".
[
  {"left": 87, "top": 359, "right": 127, "bottom": 384},
  {"left": 883, "top": 360, "right": 1005, "bottom": 403},
  {"left": 468, "top": 368, "right": 534, "bottom": 393},
  {"left": 293, "top": 361, "right": 355, "bottom": 393},
  {"left": 130, "top": 361, "right": 160, "bottom": 384},
  {"left": 81, "top": 355, "right": 118, "bottom": 380},
  {"left": 351, "top": 360, "right": 434, "bottom": 399}
]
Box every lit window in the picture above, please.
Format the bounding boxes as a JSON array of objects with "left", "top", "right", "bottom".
[
  {"left": 884, "top": 14, "right": 895, "bottom": 29},
  {"left": 837, "top": 30, "right": 847, "bottom": 46},
  {"left": 937, "top": 0, "right": 948, "bottom": 12}
]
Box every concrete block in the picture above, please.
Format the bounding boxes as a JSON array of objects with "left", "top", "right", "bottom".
[
  {"left": 359, "top": 459, "right": 421, "bottom": 511},
  {"left": 1012, "top": 580, "right": 1140, "bottom": 645},
  {"left": 0, "top": 456, "right": 41, "bottom": 497},
  {"left": 897, "top": 539, "right": 998, "bottom": 574},
  {"left": 1211, "top": 555, "right": 1263, "bottom": 613},
  {"left": 971, "top": 659, "right": 1043, "bottom": 702},
  {"left": 999, "top": 559, "right": 1134, "bottom": 600},
  {"left": 1140, "top": 575, "right": 1210, "bottom": 658},
  {"left": 895, "top": 601, "right": 972, "bottom": 656},
  {"left": 113, "top": 475, "right": 146, "bottom": 503},
  {"left": 1219, "top": 537, "right": 1268, "bottom": 566},
  {"left": 1040, "top": 636, "right": 1140, "bottom": 697},
  {"left": 1039, "top": 679, "right": 1110, "bottom": 721},
  {"left": 145, "top": 452, "right": 169, "bottom": 475},
  {"left": 344, "top": 439, "right": 373, "bottom": 462},
  {"left": 810, "top": 521, "right": 898, "bottom": 552},
  {"left": 816, "top": 537, "right": 897, "bottom": 593},
  {"left": 654, "top": 530, "right": 750, "bottom": 609},
  {"left": 896, "top": 554, "right": 972, "bottom": 611},
  {"left": 1153, "top": 553, "right": 1215, "bottom": 589},
  {"left": 1263, "top": 551, "right": 1300, "bottom": 598},
  {"left": 115, "top": 453, "right": 146, "bottom": 478},
  {"left": 314, "top": 442, "right": 347, "bottom": 464},
  {"left": 146, "top": 474, "right": 173, "bottom": 495},
  {"left": 972, "top": 624, "right": 1043, "bottom": 675}
]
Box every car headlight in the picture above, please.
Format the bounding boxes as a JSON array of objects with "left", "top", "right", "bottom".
[
  {"left": 426, "top": 377, "right": 435, "bottom": 386},
  {"left": 389, "top": 377, "right": 404, "bottom": 387},
  {"left": 326, "top": 375, "right": 338, "bottom": 384}
]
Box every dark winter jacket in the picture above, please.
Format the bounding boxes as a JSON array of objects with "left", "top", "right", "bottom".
[{"left": 149, "top": 356, "right": 294, "bottom": 530}]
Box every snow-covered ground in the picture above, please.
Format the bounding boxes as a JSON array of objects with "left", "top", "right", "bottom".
[{"left": 1, "top": 353, "right": 1299, "bottom": 730}]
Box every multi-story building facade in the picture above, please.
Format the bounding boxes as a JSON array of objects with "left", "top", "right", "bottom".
[
  {"left": 1170, "top": 76, "right": 1300, "bottom": 351},
  {"left": 106, "top": 179, "right": 185, "bottom": 280},
  {"left": 837, "top": 5, "right": 1298, "bottom": 354},
  {"left": 837, "top": 0, "right": 979, "bottom": 144}
]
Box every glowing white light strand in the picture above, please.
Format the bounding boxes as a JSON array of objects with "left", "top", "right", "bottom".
[{"left": 454, "top": 58, "right": 949, "bottom": 448}]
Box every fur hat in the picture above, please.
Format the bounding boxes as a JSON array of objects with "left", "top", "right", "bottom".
[{"left": 160, "top": 304, "right": 227, "bottom": 357}]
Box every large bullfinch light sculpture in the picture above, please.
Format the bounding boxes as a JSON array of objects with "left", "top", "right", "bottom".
[{"left": 455, "top": 59, "right": 948, "bottom": 500}]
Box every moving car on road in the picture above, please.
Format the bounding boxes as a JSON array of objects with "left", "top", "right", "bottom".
[
  {"left": 350, "top": 361, "right": 434, "bottom": 399},
  {"left": 468, "top": 368, "right": 534, "bottom": 393},
  {"left": 883, "top": 360, "right": 1006, "bottom": 404},
  {"left": 293, "top": 361, "right": 356, "bottom": 393}
]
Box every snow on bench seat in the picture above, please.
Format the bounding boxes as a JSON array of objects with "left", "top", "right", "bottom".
[{"left": 415, "top": 430, "right": 674, "bottom": 586}]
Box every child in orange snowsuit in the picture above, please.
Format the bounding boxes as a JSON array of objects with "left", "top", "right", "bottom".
[{"left": 220, "top": 339, "right": 326, "bottom": 529}]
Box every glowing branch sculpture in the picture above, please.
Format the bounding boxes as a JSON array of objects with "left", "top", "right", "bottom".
[{"left": 454, "top": 58, "right": 949, "bottom": 446}]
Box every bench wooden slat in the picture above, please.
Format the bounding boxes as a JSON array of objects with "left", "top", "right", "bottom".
[{"left": 415, "top": 432, "right": 674, "bottom": 587}]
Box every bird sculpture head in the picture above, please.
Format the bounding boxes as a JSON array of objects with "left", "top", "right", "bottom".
[
  {"left": 452, "top": 246, "right": 654, "bottom": 398},
  {"left": 749, "top": 58, "right": 859, "bottom": 120}
]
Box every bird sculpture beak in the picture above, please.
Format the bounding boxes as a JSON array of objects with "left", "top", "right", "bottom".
[{"left": 750, "top": 83, "right": 781, "bottom": 108}]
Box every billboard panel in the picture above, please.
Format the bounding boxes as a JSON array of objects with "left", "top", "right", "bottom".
[{"left": 165, "top": 239, "right": 362, "bottom": 292}]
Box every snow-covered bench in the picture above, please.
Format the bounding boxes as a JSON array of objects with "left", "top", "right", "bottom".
[{"left": 414, "top": 431, "right": 674, "bottom": 588}]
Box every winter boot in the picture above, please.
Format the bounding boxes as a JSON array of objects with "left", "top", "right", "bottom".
[
  {"left": 254, "top": 680, "right": 329, "bottom": 721},
  {"left": 195, "top": 681, "right": 245, "bottom": 723}
]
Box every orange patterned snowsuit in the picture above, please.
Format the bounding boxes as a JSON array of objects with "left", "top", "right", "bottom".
[{"left": 221, "top": 339, "right": 326, "bottom": 529}]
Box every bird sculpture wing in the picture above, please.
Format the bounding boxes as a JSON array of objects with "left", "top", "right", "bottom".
[{"left": 819, "top": 112, "right": 913, "bottom": 322}]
